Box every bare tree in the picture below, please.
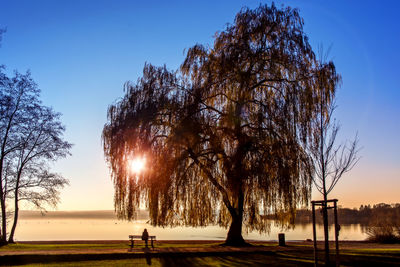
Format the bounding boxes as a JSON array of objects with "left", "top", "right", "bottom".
[
  {"left": 0, "top": 70, "right": 71, "bottom": 244},
  {"left": 309, "top": 57, "right": 359, "bottom": 263},
  {"left": 6, "top": 105, "right": 71, "bottom": 242}
]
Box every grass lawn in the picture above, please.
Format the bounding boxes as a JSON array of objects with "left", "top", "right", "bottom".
[
  {"left": 1, "top": 241, "right": 399, "bottom": 266},
  {"left": 11, "top": 254, "right": 315, "bottom": 267},
  {"left": 9, "top": 252, "right": 400, "bottom": 267}
]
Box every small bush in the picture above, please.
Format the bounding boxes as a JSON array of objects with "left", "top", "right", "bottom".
[{"left": 366, "top": 223, "right": 400, "bottom": 243}]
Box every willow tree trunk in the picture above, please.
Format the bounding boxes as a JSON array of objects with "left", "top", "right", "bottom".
[
  {"left": 226, "top": 212, "right": 245, "bottom": 245},
  {"left": 224, "top": 189, "right": 247, "bottom": 246}
]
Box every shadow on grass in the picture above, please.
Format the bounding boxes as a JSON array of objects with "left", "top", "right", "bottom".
[
  {"left": 0, "top": 252, "right": 315, "bottom": 267},
  {"left": 159, "top": 254, "right": 313, "bottom": 267}
]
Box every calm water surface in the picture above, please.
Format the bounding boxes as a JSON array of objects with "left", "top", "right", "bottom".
[{"left": 15, "top": 219, "right": 367, "bottom": 241}]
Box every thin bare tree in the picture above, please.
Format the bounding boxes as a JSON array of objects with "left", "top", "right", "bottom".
[
  {"left": 308, "top": 55, "right": 359, "bottom": 263},
  {"left": 0, "top": 70, "right": 71, "bottom": 244}
]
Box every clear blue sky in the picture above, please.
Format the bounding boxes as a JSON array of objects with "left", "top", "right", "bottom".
[{"left": 1, "top": 0, "right": 399, "bottom": 210}]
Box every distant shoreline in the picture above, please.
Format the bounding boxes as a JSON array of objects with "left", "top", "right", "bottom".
[{"left": 18, "top": 210, "right": 149, "bottom": 220}]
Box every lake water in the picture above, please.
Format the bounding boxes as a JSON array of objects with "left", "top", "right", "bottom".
[{"left": 15, "top": 219, "right": 367, "bottom": 241}]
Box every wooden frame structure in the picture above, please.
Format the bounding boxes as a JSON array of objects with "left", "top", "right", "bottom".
[{"left": 311, "top": 199, "right": 340, "bottom": 267}]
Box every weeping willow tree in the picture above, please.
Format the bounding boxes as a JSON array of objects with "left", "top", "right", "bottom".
[{"left": 103, "top": 4, "right": 332, "bottom": 246}]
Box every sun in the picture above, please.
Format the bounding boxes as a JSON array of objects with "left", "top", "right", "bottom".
[{"left": 129, "top": 157, "right": 146, "bottom": 174}]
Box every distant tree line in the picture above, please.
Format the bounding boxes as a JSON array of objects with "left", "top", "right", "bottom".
[
  {"left": 267, "top": 203, "right": 400, "bottom": 226},
  {"left": 18, "top": 210, "right": 149, "bottom": 220}
]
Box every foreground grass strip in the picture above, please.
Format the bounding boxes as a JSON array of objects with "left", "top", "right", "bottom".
[
  {"left": 19, "top": 255, "right": 314, "bottom": 267},
  {"left": 2, "top": 242, "right": 400, "bottom": 266},
  {"left": 0, "top": 250, "right": 276, "bottom": 266},
  {"left": 3, "top": 251, "right": 400, "bottom": 266},
  {"left": 21, "top": 258, "right": 162, "bottom": 267}
]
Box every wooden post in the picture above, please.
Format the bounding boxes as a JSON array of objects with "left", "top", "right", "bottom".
[
  {"left": 334, "top": 200, "right": 340, "bottom": 267},
  {"left": 312, "top": 202, "right": 318, "bottom": 267}
]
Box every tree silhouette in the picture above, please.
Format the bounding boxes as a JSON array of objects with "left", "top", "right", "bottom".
[
  {"left": 308, "top": 55, "right": 359, "bottom": 263},
  {"left": 103, "top": 4, "right": 332, "bottom": 245},
  {"left": 0, "top": 70, "right": 71, "bottom": 244}
]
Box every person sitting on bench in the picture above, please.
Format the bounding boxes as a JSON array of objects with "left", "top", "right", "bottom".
[{"left": 142, "top": 228, "right": 149, "bottom": 248}]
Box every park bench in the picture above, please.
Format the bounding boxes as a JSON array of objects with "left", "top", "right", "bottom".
[{"left": 129, "top": 235, "right": 156, "bottom": 249}]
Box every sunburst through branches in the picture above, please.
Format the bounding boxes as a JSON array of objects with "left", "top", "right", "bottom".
[{"left": 128, "top": 156, "right": 146, "bottom": 174}]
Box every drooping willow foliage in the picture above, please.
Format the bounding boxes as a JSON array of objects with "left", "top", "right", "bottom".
[{"left": 102, "top": 4, "right": 336, "bottom": 244}]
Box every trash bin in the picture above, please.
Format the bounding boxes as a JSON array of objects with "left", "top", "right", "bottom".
[{"left": 278, "top": 233, "right": 285, "bottom": 246}]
